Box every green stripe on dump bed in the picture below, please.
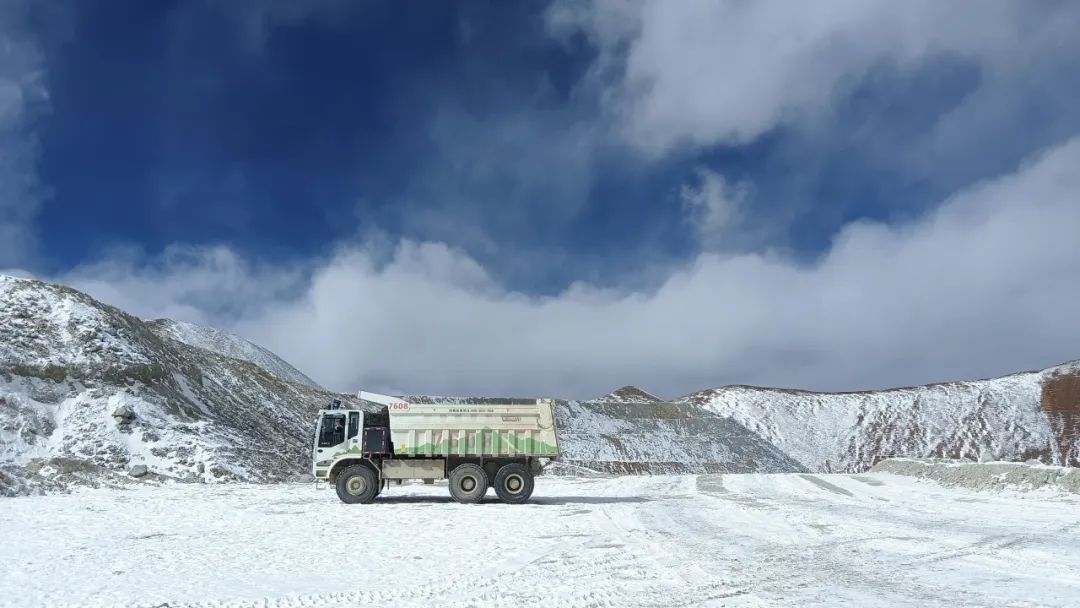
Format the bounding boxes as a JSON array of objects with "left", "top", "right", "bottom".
[{"left": 396, "top": 433, "right": 558, "bottom": 456}]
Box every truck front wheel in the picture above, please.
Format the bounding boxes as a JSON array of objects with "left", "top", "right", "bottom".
[
  {"left": 494, "top": 463, "right": 534, "bottom": 504},
  {"left": 336, "top": 465, "right": 379, "bottom": 504},
  {"left": 448, "top": 463, "right": 488, "bottom": 504}
]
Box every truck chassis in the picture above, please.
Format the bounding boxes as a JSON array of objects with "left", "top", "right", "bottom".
[{"left": 331, "top": 456, "right": 543, "bottom": 504}]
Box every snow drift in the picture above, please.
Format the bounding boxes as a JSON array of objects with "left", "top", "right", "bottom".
[{"left": 871, "top": 458, "right": 1080, "bottom": 494}]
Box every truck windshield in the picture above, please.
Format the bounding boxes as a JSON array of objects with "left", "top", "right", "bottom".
[{"left": 318, "top": 413, "right": 347, "bottom": 447}]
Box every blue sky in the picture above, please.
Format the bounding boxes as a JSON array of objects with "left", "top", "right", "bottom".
[
  {"left": 33, "top": 1, "right": 648, "bottom": 288},
  {"left": 4, "top": 1, "right": 1080, "bottom": 397}
]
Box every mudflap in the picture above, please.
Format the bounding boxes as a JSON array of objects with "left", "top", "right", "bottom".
[{"left": 531, "top": 457, "right": 554, "bottom": 475}]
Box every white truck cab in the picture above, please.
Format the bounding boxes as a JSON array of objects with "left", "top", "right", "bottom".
[{"left": 312, "top": 403, "right": 362, "bottom": 479}]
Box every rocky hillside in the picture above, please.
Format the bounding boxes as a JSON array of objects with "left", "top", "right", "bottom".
[
  {"left": 679, "top": 363, "right": 1080, "bottom": 473},
  {"left": 0, "top": 276, "right": 361, "bottom": 496},
  {"left": 555, "top": 398, "right": 805, "bottom": 474},
  {"left": 147, "top": 319, "right": 321, "bottom": 389}
]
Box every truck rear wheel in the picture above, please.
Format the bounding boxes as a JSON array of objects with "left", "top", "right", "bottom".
[
  {"left": 448, "top": 463, "right": 488, "bottom": 504},
  {"left": 494, "top": 463, "right": 534, "bottom": 504},
  {"left": 336, "top": 465, "right": 378, "bottom": 504}
]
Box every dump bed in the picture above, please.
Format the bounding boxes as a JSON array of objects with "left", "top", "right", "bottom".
[{"left": 387, "top": 399, "right": 559, "bottom": 458}]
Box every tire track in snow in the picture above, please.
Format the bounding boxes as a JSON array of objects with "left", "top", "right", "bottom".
[
  {"left": 588, "top": 476, "right": 759, "bottom": 606},
  {"left": 692, "top": 474, "right": 992, "bottom": 605}
]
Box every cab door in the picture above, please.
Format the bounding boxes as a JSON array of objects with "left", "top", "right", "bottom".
[
  {"left": 314, "top": 412, "right": 347, "bottom": 466},
  {"left": 346, "top": 411, "right": 362, "bottom": 453}
]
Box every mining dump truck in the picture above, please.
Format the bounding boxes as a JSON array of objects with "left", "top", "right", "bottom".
[{"left": 312, "top": 391, "right": 560, "bottom": 504}]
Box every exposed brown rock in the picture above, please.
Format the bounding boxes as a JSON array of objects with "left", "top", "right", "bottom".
[{"left": 1041, "top": 370, "right": 1080, "bottom": 466}]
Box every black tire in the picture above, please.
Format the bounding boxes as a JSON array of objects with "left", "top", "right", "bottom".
[
  {"left": 493, "top": 463, "right": 534, "bottom": 504},
  {"left": 335, "top": 465, "right": 379, "bottom": 504},
  {"left": 448, "top": 463, "right": 488, "bottom": 504}
]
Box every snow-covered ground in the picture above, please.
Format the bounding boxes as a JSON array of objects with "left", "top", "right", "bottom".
[{"left": 2, "top": 474, "right": 1078, "bottom": 607}]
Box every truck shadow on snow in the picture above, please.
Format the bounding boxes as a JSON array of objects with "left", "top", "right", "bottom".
[
  {"left": 529, "top": 496, "right": 648, "bottom": 505},
  {"left": 369, "top": 495, "right": 648, "bottom": 505}
]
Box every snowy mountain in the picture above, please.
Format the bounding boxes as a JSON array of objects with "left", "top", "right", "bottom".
[
  {"left": 678, "top": 363, "right": 1080, "bottom": 473},
  {"left": 4, "top": 274, "right": 1077, "bottom": 494},
  {"left": 146, "top": 319, "right": 322, "bottom": 389},
  {"left": 0, "top": 276, "right": 361, "bottom": 496}
]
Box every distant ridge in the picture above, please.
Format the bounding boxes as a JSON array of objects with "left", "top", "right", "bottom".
[
  {"left": 677, "top": 360, "right": 1080, "bottom": 472},
  {"left": 600, "top": 385, "right": 663, "bottom": 403}
]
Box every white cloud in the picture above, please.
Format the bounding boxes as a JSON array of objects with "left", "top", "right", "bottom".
[
  {"left": 61, "top": 245, "right": 308, "bottom": 325},
  {"left": 548, "top": 0, "right": 1078, "bottom": 156},
  {"left": 49, "top": 137, "right": 1080, "bottom": 399},
  {"left": 681, "top": 169, "right": 748, "bottom": 249},
  {"left": 0, "top": 0, "right": 48, "bottom": 266}
]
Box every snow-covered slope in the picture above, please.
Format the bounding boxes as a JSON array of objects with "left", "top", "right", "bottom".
[
  {"left": 678, "top": 362, "right": 1080, "bottom": 473},
  {"left": 555, "top": 399, "right": 804, "bottom": 474},
  {"left": 0, "top": 276, "right": 361, "bottom": 495},
  {"left": 147, "top": 319, "right": 321, "bottom": 389}
]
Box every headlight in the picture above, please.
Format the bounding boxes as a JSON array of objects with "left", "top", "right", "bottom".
[{"left": 315, "top": 460, "right": 331, "bottom": 467}]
